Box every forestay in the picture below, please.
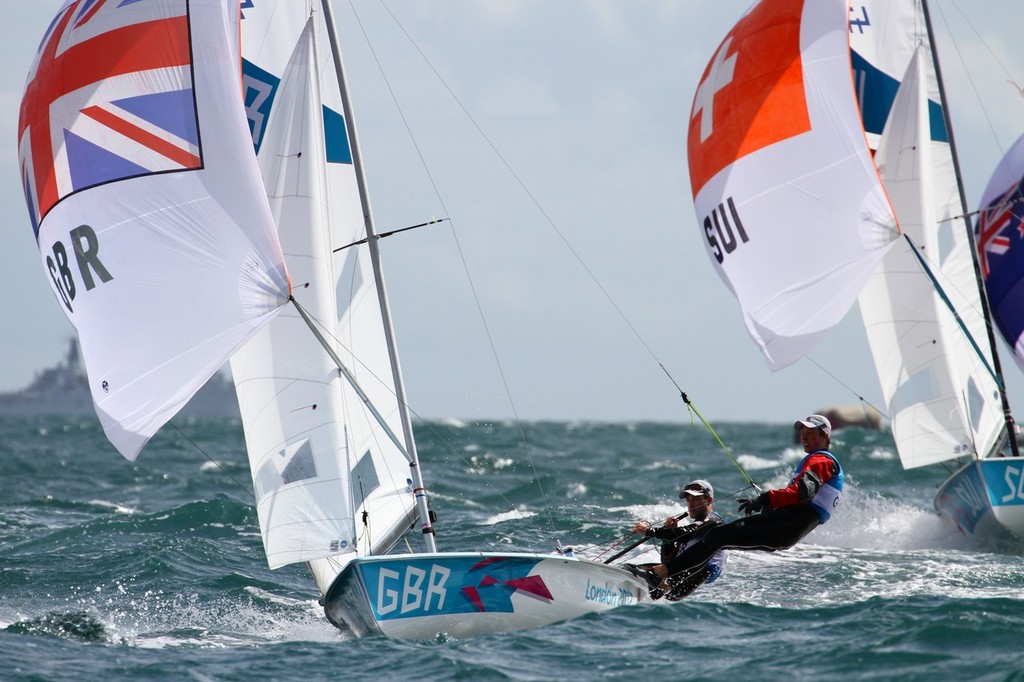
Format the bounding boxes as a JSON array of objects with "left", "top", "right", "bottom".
[
  {"left": 851, "top": 0, "right": 1004, "bottom": 468},
  {"left": 235, "top": 11, "right": 417, "bottom": 580},
  {"left": 17, "top": 0, "right": 290, "bottom": 460},
  {"left": 687, "top": 0, "right": 897, "bottom": 370}
]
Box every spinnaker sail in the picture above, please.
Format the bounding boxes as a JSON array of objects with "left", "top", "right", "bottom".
[
  {"left": 687, "top": 0, "right": 898, "bottom": 370},
  {"left": 975, "top": 132, "right": 1024, "bottom": 376},
  {"left": 17, "top": 0, "right": 290, "bottom": 460}
]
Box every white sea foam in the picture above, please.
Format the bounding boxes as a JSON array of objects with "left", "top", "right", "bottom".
[
  {"left": 735, "top": 453, "right": 780, "bottom": 471},
  {"left": 89, "top": 499, "right": 137, "bottom": 514},
  {"left": 807, "top": 480, "right": 973, "bottom": 552},
  {"left": 610, "top": 501, "right": 685, "bottom": 523},
  {"left": 865, "top": 446, "right": 895, "bottom": 460},
  {"left": 437, "top": 417, "right": 467, "bottom": 428},
  {"left": 61, "top": 582, "right": 347, "bottom": 649},
  {"left": 482, "top": 509, "right": 537, "bottom": 525}
]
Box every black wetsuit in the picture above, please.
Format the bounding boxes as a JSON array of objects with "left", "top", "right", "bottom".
[
  {"left": 664, "top": 504, "right": 819, "bottom": 578},
  {"left": 642, "top": 514, "right": 725, "bottom": 600},
  {"left": 647, "top": 514, "right": 722, "bottom": 562}
]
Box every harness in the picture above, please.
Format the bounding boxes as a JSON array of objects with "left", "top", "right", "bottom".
[{"left": 792, "top": 450, "right": 843, "bottom": 523}]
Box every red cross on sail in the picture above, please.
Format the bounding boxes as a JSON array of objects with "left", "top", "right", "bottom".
[
  {"left": 687, "top": 0, "right": 810, "bottom": 199},
  {"left": 687, "top": 0, "right": 897, "bottom": 370}
]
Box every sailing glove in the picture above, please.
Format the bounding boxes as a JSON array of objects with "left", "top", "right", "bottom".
[{"left": 737, "top": 493, "right": 768, "bottom": 515}]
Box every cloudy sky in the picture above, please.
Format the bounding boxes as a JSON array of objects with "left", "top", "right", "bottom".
[{"left": 3, "top": 1, "right": 1024, "bottom": 426}]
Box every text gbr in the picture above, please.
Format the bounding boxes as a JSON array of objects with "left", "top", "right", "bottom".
[
  {"left": 376, "top": 564, "right": 450, "bottom": 616},
  {"left": 47, "top": 224, "right": 112, "bottom": 313}
]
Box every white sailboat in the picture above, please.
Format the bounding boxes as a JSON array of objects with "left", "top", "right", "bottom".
[
  {"left": 690, "top": 0, "right": 1024, "bottom": 543},
  {"left": 849, "top": 0, "right": 1024, "bottom": 541},
  {"left": 19, "top": 0, "right": 648, "bottom": 640}
]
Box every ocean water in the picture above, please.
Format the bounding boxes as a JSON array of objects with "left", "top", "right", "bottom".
[{"left": 2, "top": 415, "right": 1024, "bottom": 681}]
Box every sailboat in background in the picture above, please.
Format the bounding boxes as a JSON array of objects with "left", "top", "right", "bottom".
[
  {"left": 235, "top": 5, "right": 653, "bottom": 638},
  {"left": 239, "top": 0, "right": 654, "bottom": 640},
  {"left": 848, "top": 0, "right": 1024, "bottom": 541},
  {"left": 689, "top": 0, "right": 1024, "bottom": 542},
  {"left": 19, "top": 0, "right": 650, "bottom": 640}
]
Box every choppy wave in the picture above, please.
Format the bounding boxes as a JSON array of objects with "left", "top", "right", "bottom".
[{"left": 2, "top": 417, "right": 1024, "bottom": 681}]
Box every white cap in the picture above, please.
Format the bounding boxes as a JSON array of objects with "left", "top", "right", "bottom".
[
  {"left": 679, "top": 479, "right": 714, "bottom": 499},
  {"left": 795, "top": 414, "right": 832, "bottom": 436}
]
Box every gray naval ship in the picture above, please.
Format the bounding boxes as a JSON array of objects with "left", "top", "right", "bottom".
[{"left": 0, "top": 338, "right": 240, "bottom": 418}]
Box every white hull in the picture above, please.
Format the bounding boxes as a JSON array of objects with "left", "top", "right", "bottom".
[
  {"left": 323, "top": 552, "right": 648, "bottom": 639},
  {"left": 935, "top": 457, "right": 1024, "bottom": 541}
]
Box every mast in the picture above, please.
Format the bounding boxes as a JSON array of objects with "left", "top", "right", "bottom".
[
  {"left": 318, "top": 0, "right": 438, "bottom": 550},
  {"left": 921, "top": 0, "right": 1020, "bottom": 457}
]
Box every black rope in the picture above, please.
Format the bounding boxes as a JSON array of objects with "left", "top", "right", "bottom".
[{"left": 168, "top": 423, "right": 254, "bottom": 501}]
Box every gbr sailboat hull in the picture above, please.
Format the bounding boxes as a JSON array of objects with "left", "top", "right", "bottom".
[{"left": 323, "top": 552, "right": 647, "bottom": 639}]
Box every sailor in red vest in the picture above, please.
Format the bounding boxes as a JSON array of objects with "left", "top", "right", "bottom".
[{"left": 642, "top": 414, "right": 843, "bottom": 593}]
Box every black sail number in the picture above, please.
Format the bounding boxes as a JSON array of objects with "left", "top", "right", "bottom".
[
  {"left": 702, "top": 196, "right": 749, "bottom": 264},
  {"left": 46, "top": 224, "right": 114, "bottom": 313}
]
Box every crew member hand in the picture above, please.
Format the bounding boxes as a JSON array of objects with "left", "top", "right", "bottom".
[
  {"left": 632, "top": 521, "right": 652, "bottom": 535},
  {"left": 737, "top": 493, "right": 768, "bottom": 516}
]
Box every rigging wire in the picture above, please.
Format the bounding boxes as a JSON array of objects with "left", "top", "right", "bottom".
[
  {"left": 935, "top": 0, "right": 1021, "bottom": 159},
  {"left": 678, "top": 389, "right": 760, "bottom": 493},
  {"left": 333, "top": 217, "right": 448, "bottom": 252},
  {"left": 902, "top": 235, "right": 1001, "bottom": 385},
  {"left": 168, "top": 423, "right": 255, "bottom": 501},
  {"left": 804, "top": 356, "right": 890, "bottom": 421},
  {"left": 346, "top": 0, "right": 559, "bottom": 534},
  {"left": 368, "top": 0, "right": 752, "bottom": 487},
  {"left": 290, "top": 297, "right": 532, "bottom": 519}
]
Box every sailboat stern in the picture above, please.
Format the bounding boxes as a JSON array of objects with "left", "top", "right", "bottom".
[
  {"left": 935, "top": 458, "right": 1024, "bottom": 541},
  {"left": 322, "top": 552, "right": 647, "bottom": 640}
]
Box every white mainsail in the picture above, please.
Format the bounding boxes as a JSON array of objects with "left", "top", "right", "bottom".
[
  {"left": 17, "top": 0, "right": 290, "bottom": 460},
  {"left": 851, "top": 1, "right": 1004, "bottom": 468},
  {"left": 234, "top": 12, "right": 418, "bottom": 582},
  {"left": 687, "top": 0, "right": 898, "bottom": 370}
]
